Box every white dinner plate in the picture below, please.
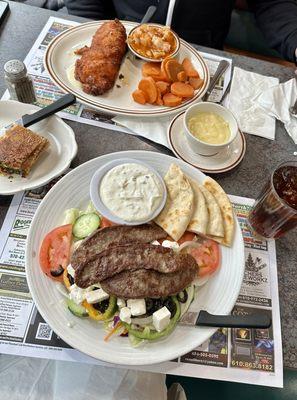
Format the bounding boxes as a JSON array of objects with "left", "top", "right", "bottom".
[
  {"left": 45, "top": 21, "right": 210, "bottom": 117},
  {"left": 0, "top": 100, "right": 77, "bottom": 195},
  {"left": 26, "top": 150, "right": 244, "bottom": 365},
  {"left": 167, "top": 111, "right": 246, "bottom": 173}
]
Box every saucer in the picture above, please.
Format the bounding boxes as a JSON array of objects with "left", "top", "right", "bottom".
[{"left": 167, "top": 111, "right": 246, "bottom": 173}]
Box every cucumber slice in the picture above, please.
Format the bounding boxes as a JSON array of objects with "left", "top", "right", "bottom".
[
  {"left": 67, "top": 299, "right": 88, "bottom": 318},
  {"left": 73, "top": 213, "right": 101, "bottom": 239}
]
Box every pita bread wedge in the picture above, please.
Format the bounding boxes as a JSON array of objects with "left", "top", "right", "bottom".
[
  {"left": 203, "top": 177, "right": 234, "bottom": 247},
  {"left": 187, "top": 179, "right": 208, "bottom": 235},
  {"left": 154, "top": 164, "right": 194, "bottom": 241},
  {"left": 199, "top": 185, "right": 224, "bottom": 237}
]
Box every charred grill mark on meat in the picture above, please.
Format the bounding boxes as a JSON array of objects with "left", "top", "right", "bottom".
[
  {"left": 71, "top": 224, "right": 167, "bottom": 270},
  {"left": 75, "top": 244, "right": 196, "bottom": 288},
  {"left": 100, "top": 265, "right": 197, "bottom": 299}
]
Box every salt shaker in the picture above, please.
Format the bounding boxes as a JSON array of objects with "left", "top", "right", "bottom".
[{"left": 4, "top": 59, "right": 36, "bottom": 104}]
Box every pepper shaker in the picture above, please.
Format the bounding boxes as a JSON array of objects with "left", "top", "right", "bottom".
[{"left": 4, "top": 59, "right": 36, "bottom": 104}]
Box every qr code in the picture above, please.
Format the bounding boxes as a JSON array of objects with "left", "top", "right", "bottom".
[{"left": 36, "top": 323, "right": 53, "bottom": 341}]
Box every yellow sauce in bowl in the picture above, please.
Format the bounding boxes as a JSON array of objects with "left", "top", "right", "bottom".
[{"left": 188, "top": 112, "right": 231, "bottom": 144}]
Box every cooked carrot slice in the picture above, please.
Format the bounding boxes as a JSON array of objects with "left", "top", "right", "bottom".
[
  {"left": 171, "top": 82, "right": 194, "bottom": 98},
  {"left": 142, "top": 62, "right": 162, "bottom": 78},
  {"left": 156, "top": 81, "right": 170, "bottom": 95},
  {"left": 132, "top": 89, "right": 147, "bottom": 105},
  {"left": 189, "top": 77, "right": 204, "bottom": 90},
  {"left": 177, "top": 71, "right": 187, "bottom": 82},
  {"left": 138, "top": 77, "right": 158, "bottom": 103},
  {"left": 155, "top": 88, "right": 163, "bottom": 106},
  {"left": 163, "top": 92, "right": 182, "bottom": 107},
  {"left": 165, "top": 59, "right": 184, "bottom": 82},
  {"left": 152, "top": 70, "right": 170, "bottom": 82},
  {"left": 182, "top": 58, "right": 199, "bottom": 78},
  {"left": 161, "top": 57, "right": 172, "bottom": 78}
]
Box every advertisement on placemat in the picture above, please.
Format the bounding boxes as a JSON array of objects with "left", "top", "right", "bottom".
[{"left": 0, "top": 175, "right": 283, "bottom": 387}]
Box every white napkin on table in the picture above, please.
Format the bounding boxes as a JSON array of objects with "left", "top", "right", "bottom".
[
  {"left": 255, "top": 78, "right": 297, "bottom": 144},
  {"left": 227, "top": 67, "right": 279, "bottom": 140},
  {"left": 113, "top": 114, "right": 173, "bottom": 148}
]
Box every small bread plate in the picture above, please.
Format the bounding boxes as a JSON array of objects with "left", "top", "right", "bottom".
[
  {"left": 167, "top": 111, "right": 246, "bottom": 173},
  {"left": 26, "top": 150, "right": 244, "bottom": 365},
  {"left": 45, "top": 20, "right": 209, "bottom": 117},
  {"left": 0, "top": 100, "right": 77, "bottom": 195}
]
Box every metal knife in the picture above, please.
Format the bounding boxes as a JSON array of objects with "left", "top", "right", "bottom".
[
  {"left": 1, "top": 93, "right": 76, "bottom": 134},
  {"left": 203, "top": 60, "right": 230, "bottom": 102},
  {"left": 180, "top": 310, "right": 272, "bottom": 329}
]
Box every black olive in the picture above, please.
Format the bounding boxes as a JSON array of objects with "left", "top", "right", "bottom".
[
  {"left": 152, "top": 298, "right": 164, "bottom": 313},
  {"left": 67, "top": 274, "right": 75, "bottom": 285},
  {"left": 50, "top": 265, "right": 64, "bottom": 277},
  {"left": 93, "top": 299, "right": 109, "bottom": 313},
  {"left": 145, "top": 298, "right": 154, "bottom": 314},
  {"left": 163, "top": 298, "right": 177, "bottom": 318},
  {"left": 177, "top": 289, "right": 188, "bottom": 304}
]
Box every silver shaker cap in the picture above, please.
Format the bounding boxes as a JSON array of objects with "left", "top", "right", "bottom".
[{"left": 4, "top": 60, "right": 27, "bottom": 80}]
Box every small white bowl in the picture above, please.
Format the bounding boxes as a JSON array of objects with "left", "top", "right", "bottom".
[
  {"left": 127, "top": 23, "right": 180, "bottom": 63},
  {"left": 183, "top": 102, "right": 238, "bottom": 157},
  {"left": 90, "top": 158, "right": 167, "bottom": 225}
]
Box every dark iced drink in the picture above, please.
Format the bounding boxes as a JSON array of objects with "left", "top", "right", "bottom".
[{"left": 248, "top": 162, "right": 297, "bottom": 239}]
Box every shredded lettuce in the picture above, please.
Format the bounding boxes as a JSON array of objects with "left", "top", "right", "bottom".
[
  {"left": 63, "top": 208, "right": 79, "bottom": 225},
  {"left": 128, "top": 333, "right": 147, "bottom": 348}
]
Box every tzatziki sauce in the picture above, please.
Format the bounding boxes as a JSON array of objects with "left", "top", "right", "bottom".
[{"left": 100, "top": 163, "right": 163, "bottom": 222}]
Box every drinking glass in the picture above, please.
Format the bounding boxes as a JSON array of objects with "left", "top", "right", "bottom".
[{"left": 248, "top": 161, "right": 297, "bottom": 239}]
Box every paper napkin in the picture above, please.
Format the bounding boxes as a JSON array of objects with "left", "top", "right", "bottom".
[
  {"left": 255, "top": 78, "right": 297, "bottom": 144},
  {"left": 113, "top": 114, "right": 173, "bottom": 148},
  {"left": 228, "top": 67, "right": 279, "bottom": 140}
]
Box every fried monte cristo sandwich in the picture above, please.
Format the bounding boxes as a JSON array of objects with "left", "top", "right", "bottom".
[
  {"left": 0, "top": 125, "right": 49, "bottom": 177},
  {"left": 74, "top": 19, "right": 127, "bottom": 95}
]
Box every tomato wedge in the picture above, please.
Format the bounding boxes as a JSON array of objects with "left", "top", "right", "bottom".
[
  {"left": 179, "top": 239, "right": 220, "bottom": 277},
  {"left": 39, "top": 224, "right": 72, "bottom": 282},
  {"left": 177, "top": 231, "right": 196, "bottom": 245},
  {"left": 101, "top": 217, "right": 116, "bottom": 228},
  {"left": 190, "top": 239, "right": 220, "bottom": 277}
]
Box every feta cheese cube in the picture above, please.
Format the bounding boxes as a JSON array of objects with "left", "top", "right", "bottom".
[
  {"left": 127, "top": 299, "right": 146, "bottom": 316},
  {"left": 162, "top": 240, "right": 179, "bottom": 250},
  {"left": 69, "top": 284, "right": 87, "bottom": 305},
  {"left": 119, "top": 307, "right": 132, "bottom": 324},
  {"left": 67, "top": 264, "right": 75, "bottom": 278},
  {"left": 151, "top": 240, "right": 160, "bottom": 246},
  {"left": 85, "top": 288, "right": 109, "bottom": 304},
  {"left": 117, "top": 298, "right": 126, "bottom": 309},
  {"left": 153, "top": 306, "right": 171, "bottom": 332}
]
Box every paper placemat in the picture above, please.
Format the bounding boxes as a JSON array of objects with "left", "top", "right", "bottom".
[{"left": 0, "top": 174, "right": 283, "bottom": 387}]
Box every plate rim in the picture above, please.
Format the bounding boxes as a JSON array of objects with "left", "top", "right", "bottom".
[
  {"left": 167, "top": 111, "right": 246, "bottom": 173},
  {"left": 26, "top": 150, "right": 245, "bottom": 365},
  {"left": 44, "top": 20, "right": 210, "bottom": 117},
  {"left": 0, "top": 100, "right": 78, "bottom": 195}
]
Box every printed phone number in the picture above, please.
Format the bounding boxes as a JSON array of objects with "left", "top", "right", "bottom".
[
  {"left": 231, "top": 360, "right": 273, "bottom": 371},
  {"left": 9, "top": 254, "right": 25, "bottom": 260},
  {"left": 191, "top": 352, "right": 219, "bottom": 359}
]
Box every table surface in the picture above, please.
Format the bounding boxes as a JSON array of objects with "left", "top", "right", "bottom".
[{"left": 0, "top": 1, "right": 296, "bottom": 370}]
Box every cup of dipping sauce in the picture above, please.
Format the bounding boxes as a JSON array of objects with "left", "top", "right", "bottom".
[
  {"left": 183, "top": 102, "right": 238, "bottom": 156},
  {"left": 90, "top": 158, "right": 167, "bottom": 225}
]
